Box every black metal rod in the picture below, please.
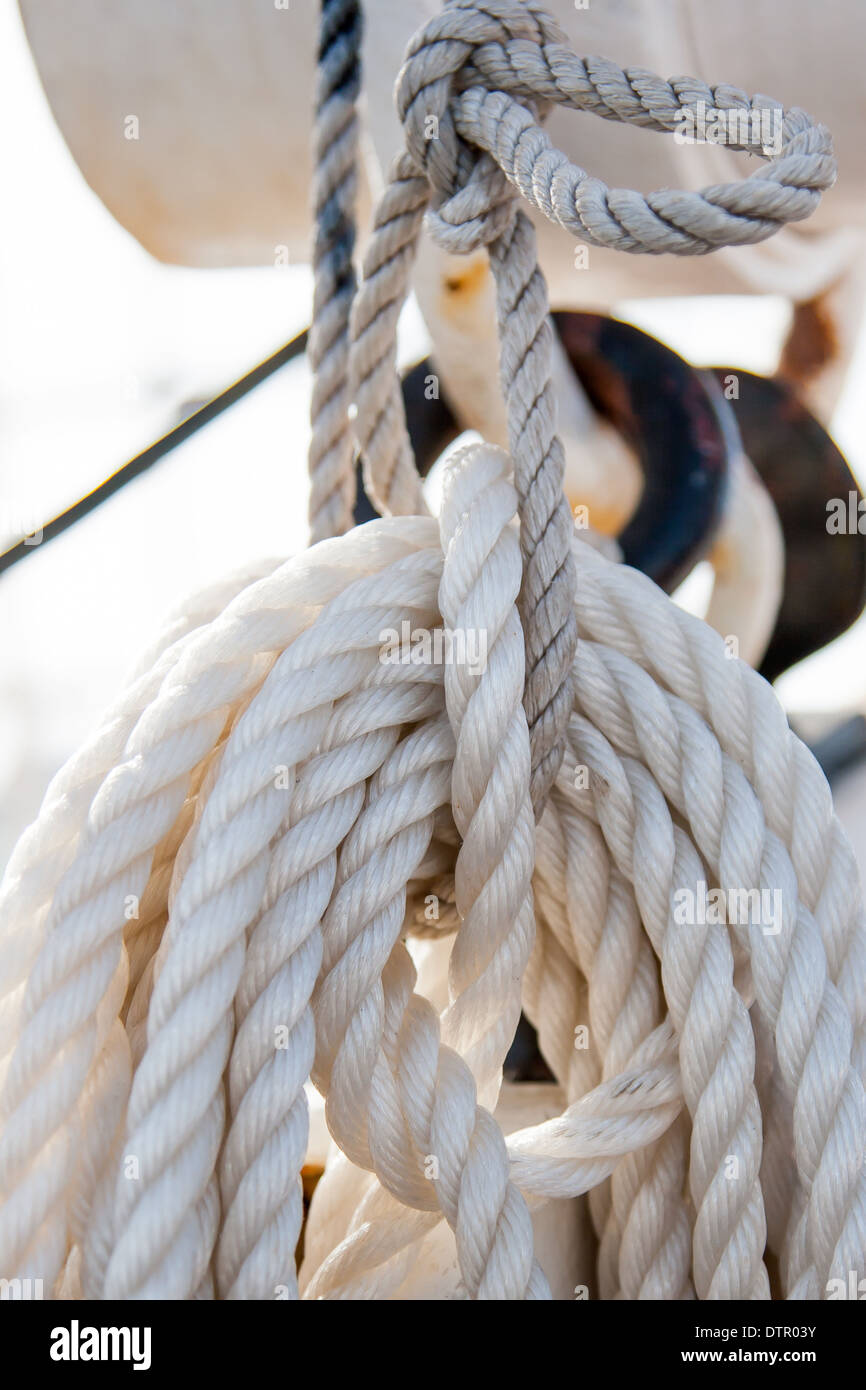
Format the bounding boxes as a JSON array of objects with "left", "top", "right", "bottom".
[{"left": 0, "top": 330, "right": 309, "bottom": 577}]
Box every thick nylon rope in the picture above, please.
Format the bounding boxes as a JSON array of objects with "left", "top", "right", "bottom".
[
  {"left": 2, "top": 443, "right": 863, "bottom": 1298},
  {"left": 0, "top": 0, "right": 861, "bottom": 1305},
  {"left": 535, "top": 795, "right": 695, "bottom": 1299}
]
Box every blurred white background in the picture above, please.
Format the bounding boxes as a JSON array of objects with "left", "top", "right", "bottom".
[{"left": 2, "top": 0, "right": 866, "bottom": 870}]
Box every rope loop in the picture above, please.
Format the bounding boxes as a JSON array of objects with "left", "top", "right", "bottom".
[
  {"left": 396, "top": 0, "right": 566, "bottom": 253},
  {"left": 396, "top": 0, "right": 835, "bottom": 259}
]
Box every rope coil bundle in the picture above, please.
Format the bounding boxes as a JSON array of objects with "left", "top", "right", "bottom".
[{"left": 0, "top": 0, "right": 862, "bottom": 1300}]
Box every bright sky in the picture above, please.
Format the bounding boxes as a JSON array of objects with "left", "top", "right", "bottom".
[{"left": 2, "top": 0, "right": 866, "bottom": 872}]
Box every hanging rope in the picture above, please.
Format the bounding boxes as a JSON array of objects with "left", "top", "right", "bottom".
[
  {"left": 0, "top": 0, "right": 861, "bottom": 1303},
  {"left": 307, "top": 0, "right": 363, "bottom": 544}
]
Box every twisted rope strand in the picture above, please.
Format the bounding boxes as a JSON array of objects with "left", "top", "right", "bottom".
[
  {"left": 308, "top": 0, "right": 363, "bottom": 542},
  {"left": 549, "top": 787, "right": 693, "bottom": 1299},
  {"left": 217, "top": 668, "right": 443, "bottom": 1299},
  {"left": 563, "top": 725, "right": 770, "bottom": 1299},
  {"left": 0, "top": 523, "right": 440, "bottom": 1288}
]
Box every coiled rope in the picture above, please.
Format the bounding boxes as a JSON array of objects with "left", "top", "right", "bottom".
[{"left": 0, "top": 0, "right": 861, "bottom": 1301}]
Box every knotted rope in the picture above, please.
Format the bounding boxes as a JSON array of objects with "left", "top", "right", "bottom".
[
  {"left": 342, "top": 0, "right": 835, "bottom": 812},
  {"left": 0, "top": 0, "right": 861, "bottom": 1303}
]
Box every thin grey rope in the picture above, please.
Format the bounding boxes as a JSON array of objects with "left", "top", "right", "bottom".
[{"left": 308, "top": 0, "right": 363, "bottom": 544}]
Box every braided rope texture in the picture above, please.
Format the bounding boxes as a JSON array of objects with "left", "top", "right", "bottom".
[{"left": 0, "top": 441, "right": 863, "bottom": 1300}]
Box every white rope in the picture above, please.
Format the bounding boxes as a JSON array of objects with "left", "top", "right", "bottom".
[
  {"left": 0, "top": 0, "right": 862, "bottom": 1304},
  {"left": 5, "top": 430, "right": 861, "bottom": 1289},
  {"left": 4, "top": 433, "right": 859, "bottom": 1298}
]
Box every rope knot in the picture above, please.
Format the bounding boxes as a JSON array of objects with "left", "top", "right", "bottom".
[
  {"left": 393, "top": 0, "right": 836, "bottom": 258},
  {"left": 395, "top": 0, "right": 566, "bottom": 254}
]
